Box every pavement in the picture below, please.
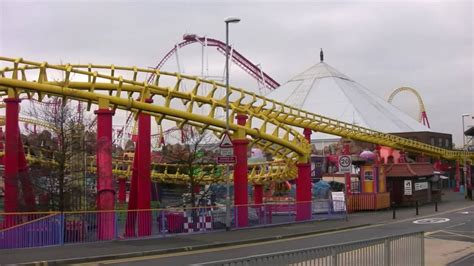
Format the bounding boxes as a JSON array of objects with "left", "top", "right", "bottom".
[
  {"left": 0, "top": 190, "right": 472, "bottom": 266},
  {"left": 425, "top": 238, "right": 473, "bottom": 266}
]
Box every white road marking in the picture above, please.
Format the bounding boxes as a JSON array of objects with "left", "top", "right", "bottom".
[
  {"left": 413, "top": 218, "right": 450, "bottom": 224},
  {"left": 446, "top": 222, "right": 466, "bottom": 229}
]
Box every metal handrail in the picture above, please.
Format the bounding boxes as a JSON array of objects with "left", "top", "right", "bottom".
[{"left": 196, "top": 231, "right": 425, "bottom": 266}]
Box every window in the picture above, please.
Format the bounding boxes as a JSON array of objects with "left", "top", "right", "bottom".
[
  {"left": 438, "top": 138, "right": 443, "bottom": 147},
  {"left": 430, "top": 137, "right": 435, "bottom": 146},
  {"left": 364, "top": 170, "right": 373, "bottom": 180},
  {"left": 445, "top": 139, "right": 450, "bottom": 148}
]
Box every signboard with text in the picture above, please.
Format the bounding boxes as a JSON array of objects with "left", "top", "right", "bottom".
[
  {"left": 338, "top": 155, "right": 352, "bottom": 173},
  {"left": 404, "top": 180, "right": 412, "bottom": 195},
  {"left": 217, "top": 156, "right": 236, "bottom": 164},
  {"left": 414, "top": 182, "right": 428, "bottom": 191},
  {"left": 331, "top": 191, "right": 346, "bottom": 212},
  {"left": 217, "top": 132, "right": 235, "bottom": 164}
]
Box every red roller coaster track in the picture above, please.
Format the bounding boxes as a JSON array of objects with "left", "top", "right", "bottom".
[
  {"left": 118, "top": 34, "right": 282, "bottom": 144},
  {"left": 147, "top": 34, "right": 281, "bottom": 91}
]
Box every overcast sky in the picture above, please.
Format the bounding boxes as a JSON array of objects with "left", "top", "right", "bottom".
[{"left": 1, "top": 0, "right": 472, "bottom": 146}]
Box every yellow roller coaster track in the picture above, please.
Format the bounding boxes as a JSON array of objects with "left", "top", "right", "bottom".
[
  {"left": 87, "top": 159, "right": 288, "bottom": 185},
  {"left": 1, "top": 136, "right": 291, "bottom": 184},
  {"left": 0, "top": 57, "right": 471, "bottom": 173},
  {"left": 3, "top": 146, "right": 289, "bottom": 185},
  {"left": 0, "top": 115, "right": 56, "bottom": 130}
]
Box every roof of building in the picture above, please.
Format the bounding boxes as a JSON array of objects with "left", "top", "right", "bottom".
[
  {"left": 266, "top": 61, "right": 431, "bottom": 139},
  {"left": 385, "top": 163, "right": 435, "bottom": 177}
]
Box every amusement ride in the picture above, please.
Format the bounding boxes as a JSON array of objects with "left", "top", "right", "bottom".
[{"left": 0, "top": 33, "right": 472, "bottom": 243}]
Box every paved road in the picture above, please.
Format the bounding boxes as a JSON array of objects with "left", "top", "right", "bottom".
[
  {"left": 82, "top": 205, "right": 474, "bottom": 266},
  {"left": 425, "top": 215, "right": 474, "bottom": 243}
]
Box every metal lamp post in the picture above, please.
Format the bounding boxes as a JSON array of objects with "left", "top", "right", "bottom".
[
  {"left": 462, "top": 114, "right": 469, "bottom": 198},
  {"left": 224, "top": 16, "right": 240, "bottom": 231}
]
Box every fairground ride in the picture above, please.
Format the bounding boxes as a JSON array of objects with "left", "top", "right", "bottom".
[
  {"left": 387, "top": 86, "right": 431, "bottom": 128},
  {"left": 0, "top": 57, "right": 471, "bottom": 162},
  {"left": 148, "top": 34, "right": 280, "bottom": 94},
  {"left": 0, "top": 57, "right": 472, "bottom": 219}
]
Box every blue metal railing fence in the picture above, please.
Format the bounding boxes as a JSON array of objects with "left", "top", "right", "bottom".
[{"left": 0, "top": 199, "right": 346, "bottom": 249}]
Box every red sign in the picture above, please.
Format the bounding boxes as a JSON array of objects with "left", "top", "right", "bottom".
[{"left": 217, "top": 156, "right": 236, "bottom": 164}]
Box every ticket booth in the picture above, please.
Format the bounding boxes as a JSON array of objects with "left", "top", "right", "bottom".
[
  {"left": 347, "top": 163, "right": 390, "bottom": 212},
  {"left": 360, "top": 164, "right": 386, "bottom": 193},
  {"left": 385, "top": 163, "right": 437, "bottom": 206}
]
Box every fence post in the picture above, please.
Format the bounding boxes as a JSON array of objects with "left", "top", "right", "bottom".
[
  {"left": 59, "top": 213, "right": 65, "bottom": 246},
  {"left": 420, "top": 232, "right": 425, "bottom": 266},
  {"left": 114, "top": 211, "right": 119, "bottom": 240},
  {"left": 288, "top": 201, "right": 292, "bottom": 223},
  {"left": 331, "top": 248, "right": 338, "bottom": 266},
  {"left": 327, "top": 200, "right": 331, "bottom": 219},
  {"left": 262, "top": 204, "right": 266, "bottom": 225},
  {"left": 161, "top": 210, "right": 166, "bottom": 236},
  {"left": 392, "top": 202, "right": 396, "bottom": 219},
  {"left": 384, "top": 239, "right": 391, "bottom": 266},
  {"left": 234, "top": 205, "right": 237, "bottom": 228},
  {"left": 345, "top": 204, "right": 348, "bottom": 221},
  {"left": 373, "top": 193, "right": 377, "bottom": 210}
]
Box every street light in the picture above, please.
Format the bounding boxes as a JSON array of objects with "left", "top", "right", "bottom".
[
  {"left": 225, "top": 16, "right": 240, "bottom": 231},
  {"left": 461, "top": 114, "right": 470, "bottom": 198}
]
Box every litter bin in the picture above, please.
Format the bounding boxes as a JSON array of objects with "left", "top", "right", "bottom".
[
  {"left": 166, "top": 212, "right": 185, "bottom": 233},
  {"left": 64, "top": 220, "right": 84, "bottom": 243}
]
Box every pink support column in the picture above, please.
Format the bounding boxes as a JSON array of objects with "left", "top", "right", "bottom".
[
  {"left": 254, "top": 185, "right": 263, "bottom": 205},
  {"left": 18, "top": 135, "right": 35, "bottom": 212},
  {"left": 95, "top": 107, "right": 115, "bottom": 240},
  {"left": 125, "top": 155, "right": 138, "bottom": 237},
  {"left": 296, "top": 162, "right": 311, "bottom": 221},
  {"left": 360, "top": 170, "right": 366, "bottom": 193},
  {"left": 296, "top": 128, "right": 312, "bottom": 221},
  {"left": 4, "top": 98, "right": 20, "bottom": 226},
  {"left": 0, "top": 128, "right": 4, "bottom": 172},
  {"left": 373, "top": 145, "right": 381, "bottom": 194},
  {"left": 0, "top": 127, "right": 4, "bottom": 153},
  {"left": 118, "top": 179, "right": 126, "bottom": 203},
  {"left": 254, "top": 184, "right": 264, "bottom": 223},
  {"left": 344, "top": 141, "right": 352, "bottom": 195},
  {"left": 303, "top": 128, "right": 312, "bottom": 143},
  {"left": 234, "top": 114, "right": 249, "bottom": 228},
  {"left": 455, "top": 160, "right": 461, "bottom": 192},
  {"left": 137, "top": 99, "right": 152, "bottom": 236}
]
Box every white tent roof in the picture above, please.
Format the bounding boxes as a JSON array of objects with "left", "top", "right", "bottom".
[{"left": 267, "top": 61, "right": 430, "bottom": 139}]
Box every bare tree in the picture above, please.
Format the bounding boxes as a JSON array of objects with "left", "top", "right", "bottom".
[
  {"left": 161, "top": 127, "right": 222, "bottom": 209},
  {"left": 25, "top": 98, "right": 95, "bottom": 211}
]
